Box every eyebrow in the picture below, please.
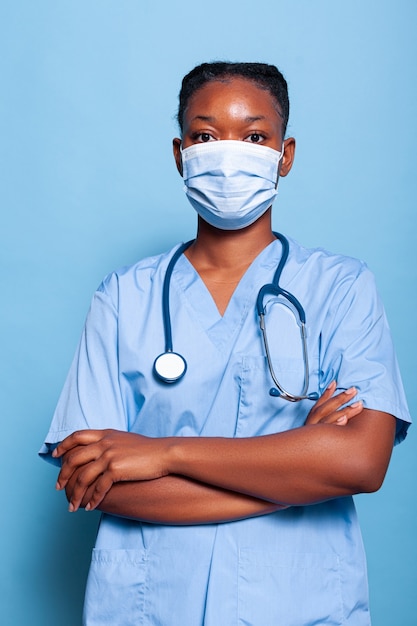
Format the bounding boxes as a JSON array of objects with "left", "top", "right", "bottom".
[
  {"left": 190, "top": 113, "right": 283, "bottom": 123},
  {"left": 190, "top": 115, "right": 216, "bottom": 123},
  {"left": 244, "top": 115, "right": 273, "bottom": 123}
]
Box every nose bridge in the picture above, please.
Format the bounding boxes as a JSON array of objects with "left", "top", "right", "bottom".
[
  {"left": 208, "top": 122, "right": 240, "bottom": 141},
  {"left": 221, "top": 128, "right": 241, "bottom": 141}
]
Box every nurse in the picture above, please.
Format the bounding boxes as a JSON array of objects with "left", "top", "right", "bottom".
[{"left": 41, "top": 62, "right": 411, "bottom": 625}]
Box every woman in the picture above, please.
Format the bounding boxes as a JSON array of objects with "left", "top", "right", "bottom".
[{"left": 41, "top": 62, "right": 410, "bottom": 625}]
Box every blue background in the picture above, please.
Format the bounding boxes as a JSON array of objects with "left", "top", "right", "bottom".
[{"left": 1, "top": 1, "right": 416, "bottom": 624}]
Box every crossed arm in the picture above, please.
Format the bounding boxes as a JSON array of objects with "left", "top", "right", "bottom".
[{"left": 53, "top": 382, "right": 396, "bottom": 525}]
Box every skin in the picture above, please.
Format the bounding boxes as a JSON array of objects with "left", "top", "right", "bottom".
[
  {"left": 53, "top": 78, "right": 396, "bottom": 523},
  {"left": 173, "top": 79, "right": 295, "bottom": 315}
]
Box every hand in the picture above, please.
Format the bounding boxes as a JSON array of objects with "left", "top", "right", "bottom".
[
  {"left": 305, "top": 381, "right": 363, "bottom": 426},
  {"left": 53, "top": 429, "right": 170, "bottom": 512}
]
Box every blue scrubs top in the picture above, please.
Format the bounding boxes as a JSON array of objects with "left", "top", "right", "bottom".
[{"left": 40, "top": 237, "right": 411, "bottom": 626}]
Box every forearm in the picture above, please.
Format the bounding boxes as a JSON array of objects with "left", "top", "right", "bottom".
[
  {"left": 167, "top": 410, "right": 396, "bottom": 505},
  {"left": 76, "top": 475, "right": 286, "bottom": 524},
  {"left": 56, "top": 405, "right": 396, "bottom": 513}
]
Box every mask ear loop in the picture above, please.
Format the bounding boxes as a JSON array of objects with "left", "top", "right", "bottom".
[
  {"left": 275, "top": 143, "right": 285, "bottom": 189},
  {"left": 177, "top": 141, "right": 184, "bottom": 177}
]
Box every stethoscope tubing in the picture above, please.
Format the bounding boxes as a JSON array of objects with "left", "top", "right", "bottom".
[
  {"left": 154, "top": 232, "right": 318, "bottom": 401},
  {"left": 161, "top": 240, "right": 193, "bottom": 353}
]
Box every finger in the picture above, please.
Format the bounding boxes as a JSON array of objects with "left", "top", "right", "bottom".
[
  {"left": 64, "top": 470, "right": 83, "bottom": 510},
  {"left": 304, "top": 382, "right": 337, "bottom": 424},
  {"left": 64, "top": 473, "right": 95, "bottom": 510},
  {"left": 320, "top": 400, "right": 364, "bottom": 426},
  {"left": 84, "top": 474, "right": 115, "bottom": 511},
  {"left": 306, "top": 383, "right": 349, "bottom": 425},
  {"left": 312, "top": 381, "right": 337, "bottom": 408},
  {"left": 53, "top": 432, "right": 88, "bottom": 458},
  {"left": 66, "top": 459, "right": 109, "bottom": 512},
  {"left": 53, "top": 430, "right": 108, "bottom": 458},
  {"left": 343, "top": 400, "right": 363, "bottom": 421},
  {"left": 312, "top": 387, "right": 358, "bottom": 421},
  {"left": 335, "top": 415, "right": 348, "bottom": 426},
  {"left": 56, "top": 443, "right": 103, "bottom": 490}
]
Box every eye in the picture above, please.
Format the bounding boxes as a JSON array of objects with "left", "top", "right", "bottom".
[
  {"left": 191, "top": 132, "right": 215, "bottom": 143},
  {"left": 244, "top": 133, "right": 265, "bottom": 143}
]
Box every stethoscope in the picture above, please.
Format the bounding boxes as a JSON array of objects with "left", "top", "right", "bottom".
[{"left": 153, "top": 232, "right": 319, "bottom": 402}]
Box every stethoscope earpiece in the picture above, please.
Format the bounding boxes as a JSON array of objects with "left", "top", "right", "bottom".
[{"left": 270, "top": 388, "right": 320, "bottom": 402}]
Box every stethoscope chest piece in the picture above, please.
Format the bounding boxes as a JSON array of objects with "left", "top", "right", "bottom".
[{"left": 154, "top": 351, "right": 187, "bottom": 383}]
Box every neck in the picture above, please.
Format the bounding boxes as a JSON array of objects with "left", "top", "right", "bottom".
[{"left": 185, "top": 210, "right": 276, "bottom": 272}]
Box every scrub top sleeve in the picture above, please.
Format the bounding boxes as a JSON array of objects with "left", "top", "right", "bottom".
[
  {"left": 320, "top": 266, "right": 411, "bottom": 445},
  {"left": 39, "top": 273, "right": 127, "bottom": 465}
]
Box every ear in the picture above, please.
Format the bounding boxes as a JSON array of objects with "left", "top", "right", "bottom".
[
  {"left": 173, "top": 138, "right": 183, "bottom": 176},
  {"left": 279, "top": 137, "right": 296, "bottom": 177}
]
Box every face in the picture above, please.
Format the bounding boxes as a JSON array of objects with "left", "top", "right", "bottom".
[{"left": 173, "top": 77, "right": 295, "bottom": 177}]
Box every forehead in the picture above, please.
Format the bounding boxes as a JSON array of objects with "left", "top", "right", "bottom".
[{"left": 184, "top": 77, "right": 283, "bottom": 124}]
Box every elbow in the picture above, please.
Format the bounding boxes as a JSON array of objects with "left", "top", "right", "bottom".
[
  {"left": 339, "top": 416, "right": 395, "bottom": 495},
  {"left": 346, "top": 455, "right": 390, "bottom": 495},
  {"left": 355, "top": 470, "right": 386, "bottom": 494}
]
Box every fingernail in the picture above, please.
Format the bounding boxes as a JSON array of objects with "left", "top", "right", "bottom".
[
  {"left": 350, "top": 401, "right": 362, "bottom": 408},
  {"left": 68, "top": 503, "right": 75, "bottom": 513},
  {"left": 336, "top": 415, "right": 347, "bottom": 424},
  {"left": 346, "top": 387, "right": 357, "bottom": 395},
  {"left": 85, "top": 503, "right": 91, "bottom": 511},
  {"left": 55, "top": 482, "right": 61, "bottom": 490}
]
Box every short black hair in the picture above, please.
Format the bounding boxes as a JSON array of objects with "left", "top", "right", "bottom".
[{"left": 177, "top": 61, "right": 289, "bottom": 136}]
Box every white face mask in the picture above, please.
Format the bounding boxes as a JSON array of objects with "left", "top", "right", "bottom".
[{"left": 181, "top": 140, "right": 284, "bottom": 230}]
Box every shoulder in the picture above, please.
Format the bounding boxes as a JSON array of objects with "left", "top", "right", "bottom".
[
  {"left": 286, "top": 236, "right": 376, "bottom": 300},
  {"left": 94, "top": 243, "right": 185, "bottom": 304},
  {"left": 287, "top": 236, "right": 368, "bottom": 277}
]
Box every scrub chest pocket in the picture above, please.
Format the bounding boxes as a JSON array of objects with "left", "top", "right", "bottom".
[{"left": 235, "top": 355, "right": 318, "bottom": 437}]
